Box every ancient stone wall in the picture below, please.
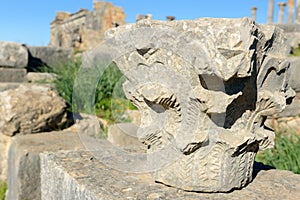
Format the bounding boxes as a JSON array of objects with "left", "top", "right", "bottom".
[{"left": 49, "top": 1, "right": 125, "bottom": 51}]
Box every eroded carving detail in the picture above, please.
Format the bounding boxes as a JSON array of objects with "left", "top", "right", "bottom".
[{"left": 106, "top": 18, "right": 295, "bottom": 192}]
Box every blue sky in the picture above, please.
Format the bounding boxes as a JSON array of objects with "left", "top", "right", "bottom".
[{"left": 0, "top": 0, "right": 294, "bottom": 46}]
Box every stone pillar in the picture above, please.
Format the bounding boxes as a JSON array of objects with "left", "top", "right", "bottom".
[
  {"left": 296, "top": 0, "right": 300, "bottom": 23},
  {"left": 287, "top": 0, "right": 295, "bottom": 24},
  {"left": 267, "top": 0, "right": 274, "bottom": 24},
  {"left": 251, "top": 7, "right": 258, "bottom": 21},
  {"left": 278, "top": 2, "right": 287, "bottom": 24}
]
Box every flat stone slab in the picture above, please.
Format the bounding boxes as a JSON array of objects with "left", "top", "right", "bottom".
[
  {"left": 0, "top": 82, "right": 21, "bottom": 92},
  {"left": 0, "top": 68, "right": 26, "bottom": 82},
  {"left": 41, "top": 150, "right": 300, "bottom": 200},
  {"left": 26, "top": 72, "right": 57, "bottom": 83},
  {"left": 6, "top": 131, "right": 84, "bottom": 200}
]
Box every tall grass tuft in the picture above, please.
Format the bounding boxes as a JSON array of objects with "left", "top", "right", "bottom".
[
  {"left": 43, "top": 59, "right": 135, "bottom": 124},
  {"left": 255, "top": 132, "right": 300, "bottom": 174}
]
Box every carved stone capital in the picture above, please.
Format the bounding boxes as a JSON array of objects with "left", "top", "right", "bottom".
[{"left": 105, "top": 18, "right": 294, "bottom": 192}]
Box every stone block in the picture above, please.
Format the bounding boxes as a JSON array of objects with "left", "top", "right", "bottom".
[
  {"left": 26, "top": 72, "right": 57, "bottom": 83},
  {"left": 0, "top": 68, "right": 27, "bottom": 82},
  {"left": 0, "top": 84, "right": 67, "bottom": 136},
  {"left": 0, "top": 82, "right": 21, "bottom": 92},
  {"left": 40, "top": 150, "right": 300, "bottom": 200},
  {"left": 27, "top": 46, "right": 73, "bottom": 71},
  {"left": 288, "top": 57, "right": 300, "bottom": 92},
  {"left": 6, "top": 131, "right": 84, "bottom": 200},
  {"left": 0, "top": 41, "right": 28, "bottom": 68},
  {"left": 107, "top": 123, "right": 146, "bottom": 151}
]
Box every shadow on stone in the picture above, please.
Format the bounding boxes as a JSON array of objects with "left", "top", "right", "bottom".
[{"left": 252, "top": 161, "right": 276, "bottom": 179}]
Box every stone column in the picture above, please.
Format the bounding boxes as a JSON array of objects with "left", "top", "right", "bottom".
[
  {"left": 251, "top": 7, "right": 258, "bottom": 21},
  {"left": 296, "top": 0, "right": 300, "bottom": 23},
  {"left": 287, "top": 0, "right": 295, "bottom": 24},
  {"left": 267, "top": 0, "right": 274, "bottom": 24},
  {"left": 278, "top": 2, "right": 287, "bottom": 24}
]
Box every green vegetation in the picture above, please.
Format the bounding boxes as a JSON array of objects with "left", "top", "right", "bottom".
[
  {"left": 0, "top": 181, "right": 7, "bottom": 200},
  {"left": 256, "top": 132, "right": 300, "bottom": 174},
  {"left": 44, "top": 58, "right": 136, "bottom": 124},
  {"left": 291, "top": 46, "right": 300, "bottom": 56}
]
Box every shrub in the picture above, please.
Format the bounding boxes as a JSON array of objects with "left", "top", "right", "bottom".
[
  {"left": 45, "top": 59, "right": 136, "bottom": 124},
  {"left": 255, "top": 132, "right": 300, "bottom": 174}
]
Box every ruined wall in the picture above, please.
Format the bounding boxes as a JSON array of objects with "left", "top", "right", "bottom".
[{"left": 49, "top": 1, "right": 125, "bottom": 51}]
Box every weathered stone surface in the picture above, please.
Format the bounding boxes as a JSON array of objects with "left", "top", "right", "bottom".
[
  {"left": 275, "top": 93, "right": 300, "bottom": 118},
  {"left": 6, "top": 131, "right": 84, "bottom": 200},
  {"left": 0, "top": 84, "right": 67, "bottom": 136},
  {"left": 0, "top": 41, "right": 28, "bottom": 68},
  {"left": 97, "top": 18, "right": 295, "bottom": 192},
  {"left": 107, "top": 123, "right": 145, "bottom": 150},
  {"left": 49, "top": 1, "right": 125, "bottom": 51},
  {"left": 0, "top": 133, "right": 12, "bottom": 181},
  {"left": 0, "top": 67, "right": 27, "bottom": 82},
  {"left": 288, "top": 57, "right": 300, "bottom": 92},
  {"left": 40, "top": 150, "right": 300, "bottom": 200},
  {"left": 0, "top": 82, "right": 21, "bottom": 92},
  {"left": 27, "top": 46, "right": 73, "bottom": 71},
  {"left": 26, "top": 72, "right": 57, "bottom": 83},
  {"left": 125, "top": 110, "right": 141, "bottom": 125}
]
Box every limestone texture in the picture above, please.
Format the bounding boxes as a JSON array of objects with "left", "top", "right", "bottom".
[
  {"left": 100, "top": 18, "right": 295, "bottom": 192},
  {"left": 40, "top": 150, "right": 300, "bottom": 200},
  {"left": 0, "top": 133, "right": 12, "bottom": 181},
  {"left": 108, "top": 123, "right": 146, "bottom": 150},
  {"left": 6, "top": 131, "right": 84, "bottom": 200},
  {"left": 27, "top": 46, "right": 73, "bottom": 71},
  {"left": 0, "top": 83, "right": 21, "bottom": 92},
  {"left": 0, "top": 84, "right": 67, "bottom": 136},
  {"left": 0, "top": 67, "right": 27, "bottom": 82},
  {"left": 0, "top": 41, "right": 28, "bottom": 68},
  {"left": 288, "top": 57, "right": 300, "bottom": 92},
  {"left": 26, "top": 72, "right": 57, "bottom": 83}
]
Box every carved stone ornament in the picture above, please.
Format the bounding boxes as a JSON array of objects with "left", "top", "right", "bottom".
[{"left": 104, "top": 18, "right": 295, "bottom": 192}]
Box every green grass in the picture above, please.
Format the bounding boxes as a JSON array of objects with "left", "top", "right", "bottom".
[
  {"left": 255, "top": 132, "right": 300, "bottom": 174},
  {"left": 0, "top": 181, "right": 7, "bottom": 200},
  {"left": 41, "top": 58, "right": 136, "bottom": 124}
]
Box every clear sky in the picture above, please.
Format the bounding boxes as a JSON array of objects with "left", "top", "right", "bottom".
[{"left": 0, "top": 0, "right": 294, "bottom": 46}]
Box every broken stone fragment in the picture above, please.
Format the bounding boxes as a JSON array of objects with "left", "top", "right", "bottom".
[{"left": 0, "top": 84, "right": 67, "bottom": 136}]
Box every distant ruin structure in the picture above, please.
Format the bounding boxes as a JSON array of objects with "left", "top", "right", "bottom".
[
  {"left": 278, "top": 2, "right": 287, "bottom": 24},
  {"left": 287, "top": 0, "right": 295, "bottom": 24},
  {"left": 266, "top": 0, "right": 300, "bottom": 24},
  {"left": 297, "top": 0, "right": 300, "bottom": 23},
  {"left": 251, "top": 7, "right": 258, "bottom": 21},
  {"left": 166, "top": 16, "right": 176, "bottom": 21},
  {"left": 267, "top": 0, "right": 275, "bottom": 24},
  {"left": 49, "top": 1, "right": 125, "bottom": 51},
  {"left": 136, "top": 14, "right": 152, "bottom": 22}
]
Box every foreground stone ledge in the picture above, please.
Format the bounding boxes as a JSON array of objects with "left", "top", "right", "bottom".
[
  {"left": 6, "top": 131, "right": 84, "bottom": 200},
  {"left": 41, "top": 150, "right": 300, "bottom": 200}
]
